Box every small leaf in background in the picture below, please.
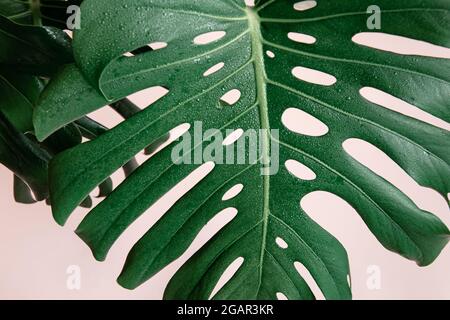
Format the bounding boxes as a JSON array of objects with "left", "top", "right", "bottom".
[
  {"left": 0, "top": 110, "right": 50, "bottom": 201},
  {"left": 0, "top": 71, "right": 42, "bottom": 133},
  {"left": 13, "top": 175, "right": 37, "bottom": 204},
  {"left": 0, "top": 15, "right": 73, "bottom": 76}
]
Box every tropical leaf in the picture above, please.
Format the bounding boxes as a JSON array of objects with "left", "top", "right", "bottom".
[
  {"left": 0, "top": 67, "right": 88, "bottom": 203},
  {"left": 0, "top": 2, "right": 114, "bottom": 205},
  {"left": 0, "top": 109, "right": 50, "bottom": 200},
  {"left": 0, "top": 15, "right": 73, "bottom": 76},
  {"left": 0, "top": 70, "right": 43, "bottom": 132},
  {"left": 13, "top": 174, "right": 37, "bottom": 204},
  {"left": 34, "top": 0, "right": 450, "bottom": 300}
]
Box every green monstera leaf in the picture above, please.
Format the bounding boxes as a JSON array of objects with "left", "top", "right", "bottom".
[{"left": 33, "top": 0, "right": 450, "bottom": 300}]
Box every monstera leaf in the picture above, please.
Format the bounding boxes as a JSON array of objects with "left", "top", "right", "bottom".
[{"left": 33, "top": 0, "right": 450, "bottom": 300}]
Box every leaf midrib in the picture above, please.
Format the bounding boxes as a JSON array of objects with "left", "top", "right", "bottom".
[{"left": 246, "top": 7, "right": 271, "bottom": 298}]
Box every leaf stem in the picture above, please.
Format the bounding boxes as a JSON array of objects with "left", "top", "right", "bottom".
[
  {"left": 110, "top": 98, "right": 141, "bottom": 119},
  {"left": 29, "top": 0, "right": 42, "bottom": 26}
]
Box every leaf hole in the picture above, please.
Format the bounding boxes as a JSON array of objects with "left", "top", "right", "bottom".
[
  {"left": 194, "top": 31, "right": 226, "bottom": 45},
  {"left": 203, "top": 62, "right": 225, "bottom": 77},
  {"left": 285, "top": 159, "right": 316, "bottom": 180},
  {"left": 148, "top": 42, "right": 168, "bottom": 50},
  {"left": 245, "top": 0, "right": 255, "bottom": 7},
  {"left": 352, "top": 33, "right": 450, "bottom": 59},
  {"left": 276, "top": 292, "right": 289, "bottom": 300},
  {"left": 266, "top": 50, "right": 275, "bottom": 58},
  {"left": 209, "top": 256, "right": 244, "bottom": 299},
  {"left": 288, "top": 32, "right": 316, "bottom": 44},
  {"left": 219, "top": 89, "right": 241, "bottom": 107},
  {"left": 142, "top": 123, "right": 190, "bottom": 160},
  {"left": 292, "top": 66, "right": 337, "bottom": 86},
  {"left": 127, "top": 86, "right": 169, "bottom": 109},
  {"left": 86, "top": 107, "right": 123, "bottom": 129},
  {"left": 222, "top": 183, "right": 244, "bottom": 201},
  {"left": 275, "top": 237, "right": 289, "bottom": 249},
  {"left": 123, "top": 42, "right": 167, "bottom": 57},
  {"left": 282, "top": 107, "right": 329, "bottom": 136},
  {"left": 360, "top": 87, "right": 450, "bottom": 131},
  {"left": 294, "top": 261, "right": 325, "bottom": 300},
  {"left": 223, "top": 129, "right": 244, "bottom": 146},
  {"left": 293, "top": 1, "right": 317, "bottom": 11}
]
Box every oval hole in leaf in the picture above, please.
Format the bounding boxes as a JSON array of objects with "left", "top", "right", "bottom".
[
  {"left": 245, "top": 0, "right": 255, "bottom": 7},
  {"left": 220, "top": 89, "right": 241, "bottom": 106},
  {"left": 87, "top": 106, "right": 124, "bottom": 129},
  {"left": 294, "top": 261, "right": 325, "bottom": 300},
  {"left": 209, "top": 256, "right": 244, "bottom": 299},
  {"left": 123, "top": 42, "right": 167, "bottom": 57},
  {"left": 148, "top": 42, "right": 167, "bottom": 50},
  {"left": 288, "top": 32, "right": 316, "bottom": 44},
  {"left": 343, "top": 138, "right": 449, "bottom": 219},
  {"left": 141, "top": 123, "right": 190, "bottom": 160},
  {"left": 275, "top": 237, "right": 289, "bottom": 249},
  {"left": 360, "top": 87, "right": 450, "bottom": 131},
  {"left": 194, "top": 31, "right": 226, "bottom": 45},
  {"left": 222, "top": 183, "right": 244, "bottom": 201},
  {"left": 266, "top": 50, "right": 275, "bottom": 58},
  {"left": 203, "top": 62, "right": 225, "bottom": 77},
  {"left": 292, "top": 66, "right": 337, "bottom": 86},
  {"left": 127, "top": 86, "right": 169, "bottom": 109},
  {"left": 352, "top": 33, "right": 450, "bottom": 59},
  {"left": 276, "top": 292, "right": 288, "bottom": 300},
  {"left": 294, "top": 1, "right": 317, "bottom": 11},
  {"left": 282, "top": 108, "right": 329, "bottom": 136},
  {"left": 223, "top": 129, "right": 244, "bottom": 146},
  {"left": 285, "top": 159, "right": 317, "bottom": 180}
]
